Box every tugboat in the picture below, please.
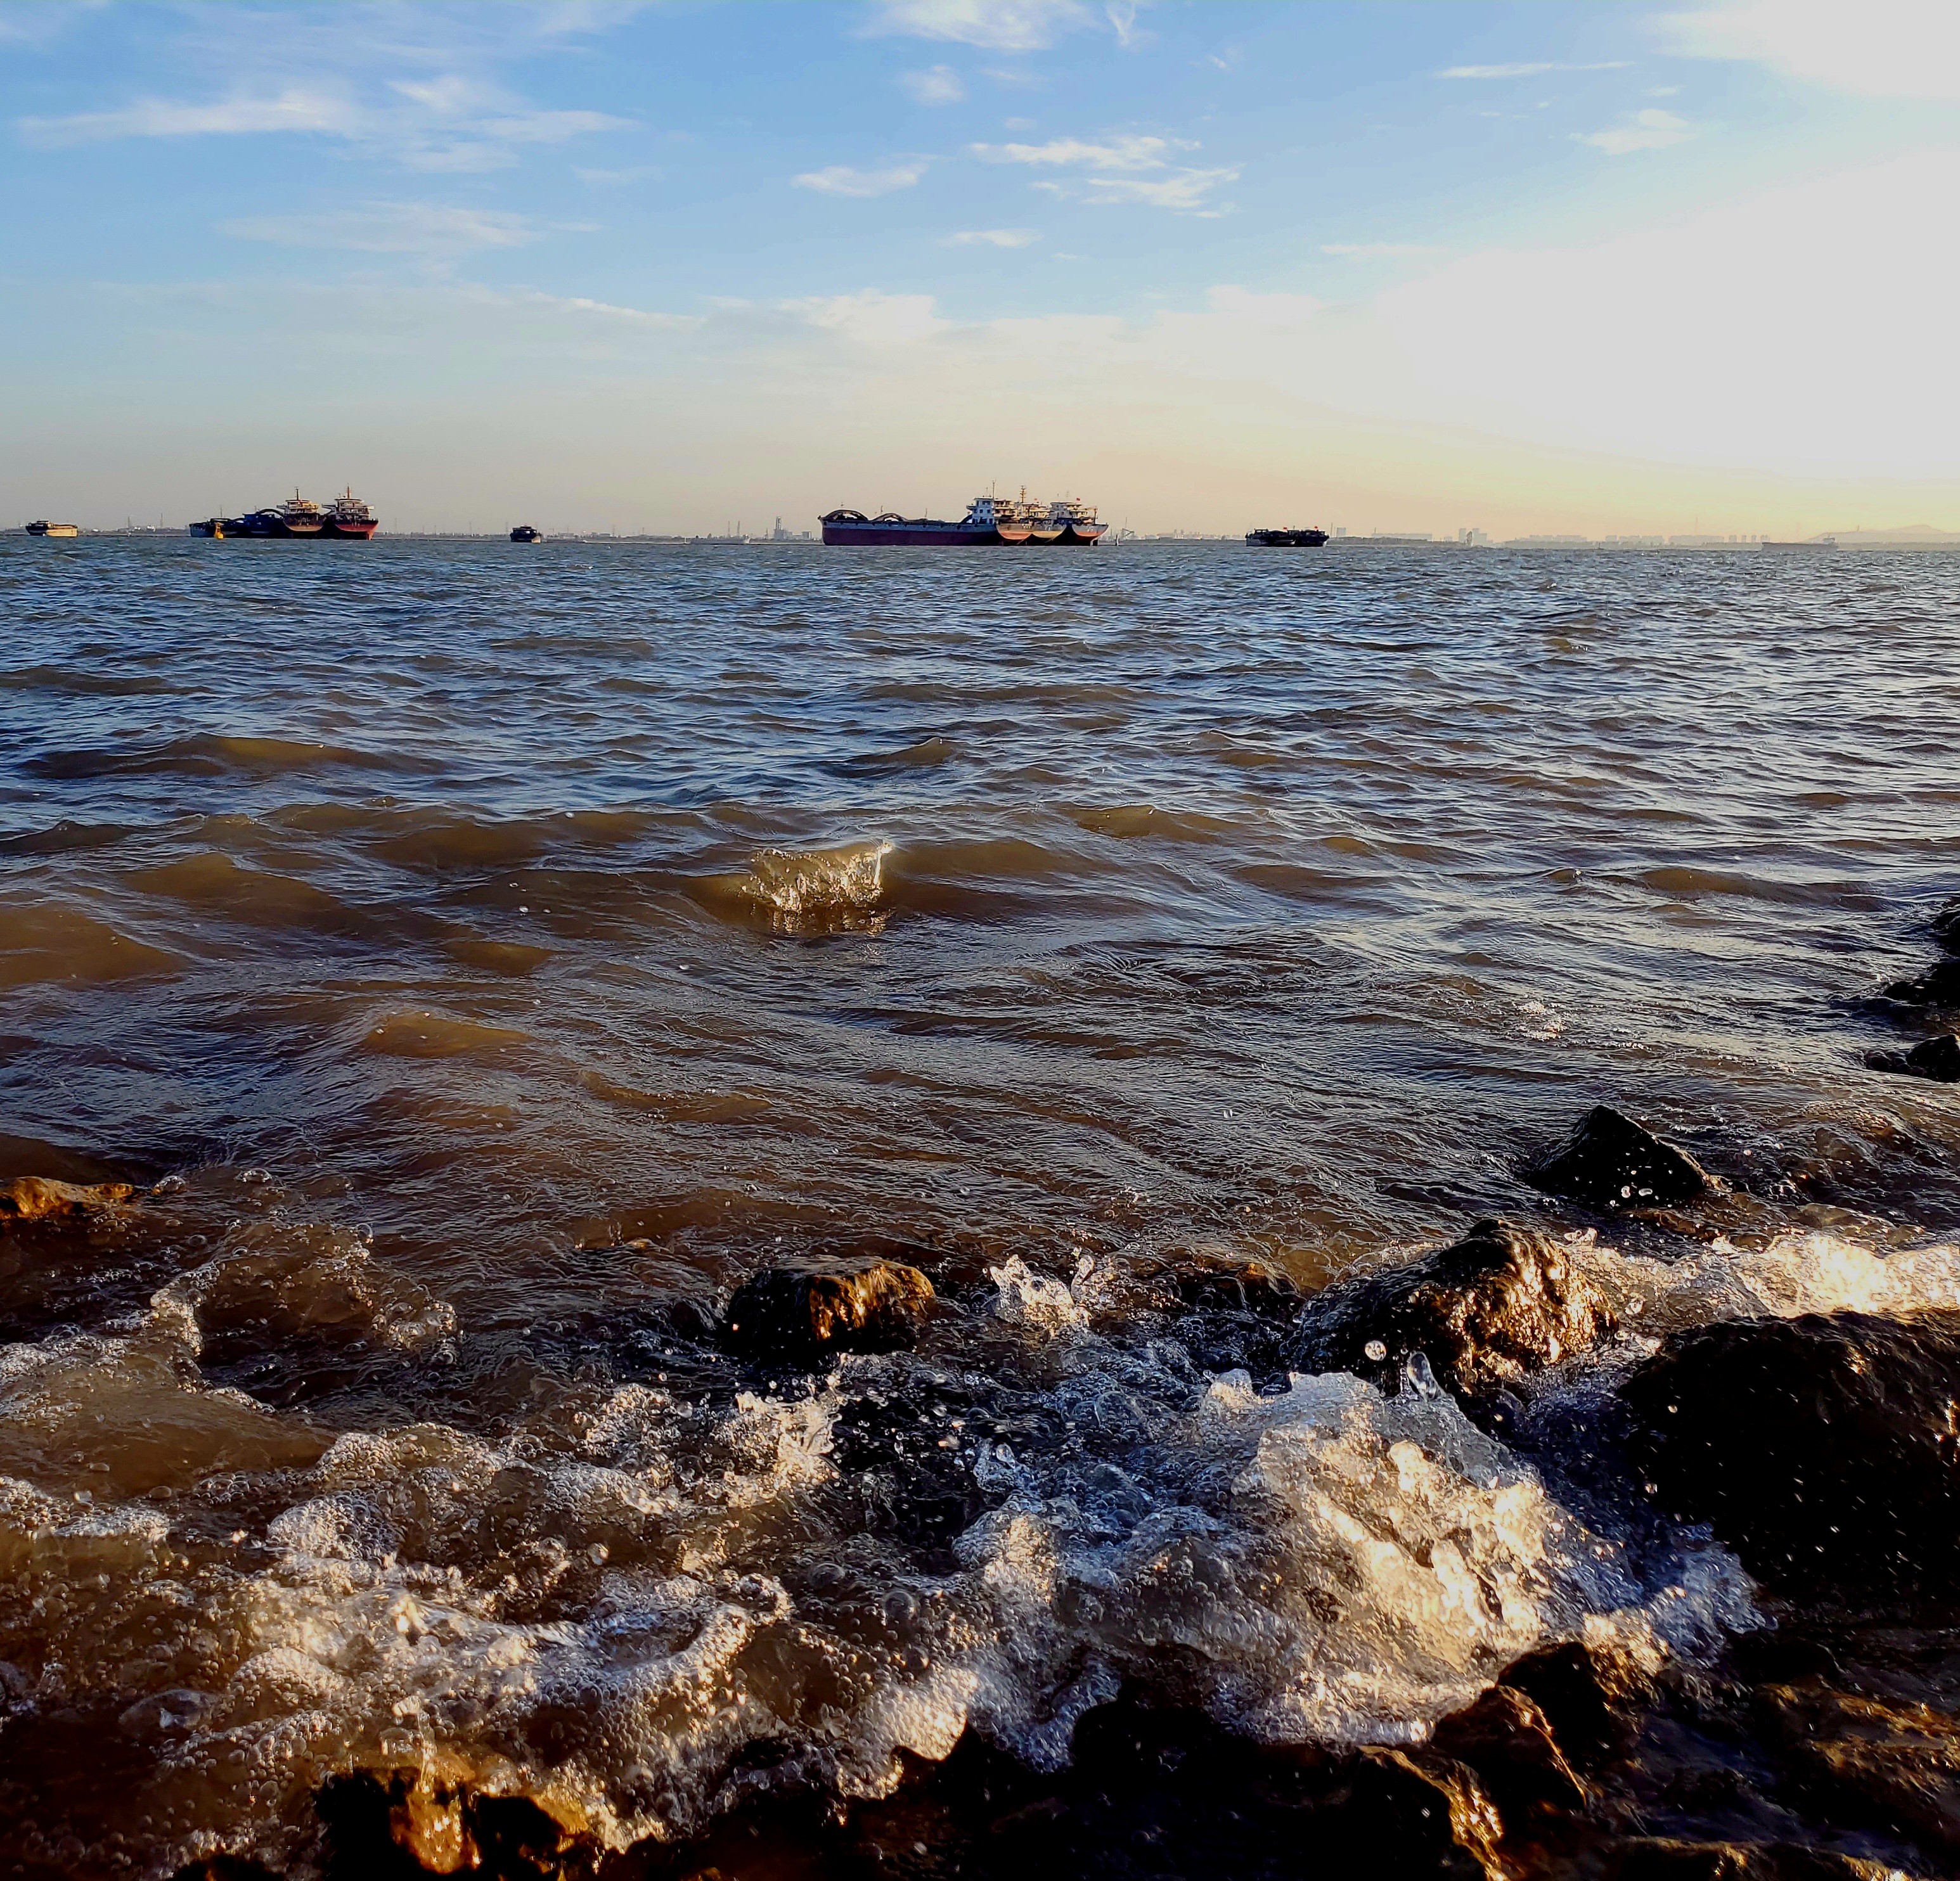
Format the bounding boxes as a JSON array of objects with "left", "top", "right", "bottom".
[
  {"left": 510, "top": 525, "right": 544, "bottom": 544},
  {"left": 821, "top": 489, "right": 1106, "bottom": 546},
  {"left": 25, "top": 520, "right": 80, "bottom": 537},
  {"left": 1246, "top": 526, "right": 1330, "bottom": 547}
]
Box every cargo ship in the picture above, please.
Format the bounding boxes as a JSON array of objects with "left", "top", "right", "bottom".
[
  {"left": 1246, "top": 526, "right": 1330, "bottom": 547},
  {"left": 822, "top": 489, "right": 1106, "bottom": 546},
  {"left": 25, "top": 520, "right": 80, "bottom": 537},
  {"left": 189, "top": 488, "right": 377, "bottom": 539}
]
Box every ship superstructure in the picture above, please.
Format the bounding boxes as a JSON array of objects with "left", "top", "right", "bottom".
[
  {"left": 822, "top": 488, "right": 1106, "bottom": 546},
  {"left": 189, "top": 487, "right": 377, "bottom": 539}
]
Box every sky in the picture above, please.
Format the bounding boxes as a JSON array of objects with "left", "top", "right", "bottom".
[{"left": 3, "top": 0, "right": 1958, "bottom": 536}]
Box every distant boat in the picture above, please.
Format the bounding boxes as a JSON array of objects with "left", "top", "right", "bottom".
[
  {"left": 1246, "top": 527, "right": 1330, "bottom": 547},
  {"left": 188, "top": 487, "right": 377, "bottom": 540},
  {"left": 510, "top": 525, "right": 544, "bottom": 544},
  {"left": 822, "top": 490, "right": 1106, "bottom": 546},
  {"left": 1759, "top": 536, "right": 1838, "bottom": 549},
  {"left": 25, "top": 520, "right": 79, "bottom": 537}
]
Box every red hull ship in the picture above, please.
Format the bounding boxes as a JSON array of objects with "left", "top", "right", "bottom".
[
  {"left": 823, "top": 489, "right": 1105, "bottom": 546},
  {"left": 189, "top": 487, "right": 377, "bottom": 539}
]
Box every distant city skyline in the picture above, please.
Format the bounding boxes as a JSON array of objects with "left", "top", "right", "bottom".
[{"left": 4, "top": 0, "right": 1957, "bottom": 536}]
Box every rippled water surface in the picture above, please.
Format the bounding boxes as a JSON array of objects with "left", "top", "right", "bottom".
[{"left": 3, "top": 537, "right": 1959, "bottom": 1875}]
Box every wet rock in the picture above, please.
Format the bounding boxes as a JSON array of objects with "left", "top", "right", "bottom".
[
  {"left": 1866, "top": 1034, "right": 1960, "bottom": 1082},
  {"left": 1431, "top": 1682, "right": 1589, "bottom": 1814},
  {"left": 1758, "top": 1681, "right": 1960, "bottom": 1856},
  {"left": 1621, "top": 1309, "right": 1960, "bottom": 1599},
  {"left": 1934, "top": 901, "right": 1960, "bottom": 956},
  {"left": 1881, "top": 958, "right": 1960, "bottom": 1008},
  {"left": 1288, "top": 1216, "right": 1617, "bottom": 1408},
  {"left": 1497, "top": 1639, "right": 1654, "bottom": 1769},
  {"left": 0, "top": 1173, "right": 135, "bottom": 1219},
  {"left": 1604, "top": 1839, "right": 1911, "bottom": 1880},
  {"left": 1163, "top": 1253, "right": 1301, "bottom": 1316},
  {"left": 723, "top": 1260, "right": 935, "bottom": 1363},
  {"left": 1525, "top": 1105, "right": 1718, "bottom": 1212},
  {"left": 317, "top": 1771, "right": 591, "bottom": 1880}
]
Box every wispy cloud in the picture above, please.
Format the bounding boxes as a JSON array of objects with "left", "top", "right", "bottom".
[
  {"left": 1322, "top": 243, "right": 1443, "bottom": 257},
  {"left": 1660, "top": 0, "right": 1960, "bottom": 100},
  {"left": 793, "top": 161, "right": 929, "bottom": 197},
  {"left": 1575, "top": 108, "right": 1693, "bottom": 154},
  {"left": 969, "top": 133, "right": 1189, "bottom": 169},
  {"left": 862, "top": 0, "right": 1098, "bottom": 53},
  {"left": 21, "top": 89, "right": 360, "bottom": 146},
  {"left": 971, "top": 131, "right": 1234, "bottom": 212},
  {"left": 900, "top": 65, "right": 965, "bottom": 103},
  {"left": 1439, "top": 61, "right": 1631, "bottom": 79},
  {"left": 576, "top": 164, "right": 658, "bottom": 186},
  {"left": 220, "top": 202, "right": 539, "bottom": 255},
  {"left": 942, "top": 228, "right": 1041, "bottom": 246},
  {"left": 18, "top": 75, "right": 628, "bottom": 172}
]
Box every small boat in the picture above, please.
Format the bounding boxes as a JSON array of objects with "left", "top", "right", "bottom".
[
  {"left": 510, "top": 525, "right": 544, "bottom": 544},
  {"left": 25, "top": 520, "right": 79, "bottom": 537},
  {"left": 1246, "top": 527, "right": 1330, "bottom": 547}
]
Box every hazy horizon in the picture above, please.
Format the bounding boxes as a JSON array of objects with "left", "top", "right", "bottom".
[{"left": 5, "top": 0, "right": 1957, "bottom": 537}]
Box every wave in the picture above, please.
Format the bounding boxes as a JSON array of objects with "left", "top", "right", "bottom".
[
  {"left": 20, "top": 734, "right": 416, "bottom": 783},
  {"left": 695, "top": 838, "right": 894, "bottom": 934}
]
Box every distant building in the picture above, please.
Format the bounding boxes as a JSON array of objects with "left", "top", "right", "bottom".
[
  {"left": 1502, "top": 534, "right": 1589, "bottom": 548},
  {"left": 1457, "top": 528, "right": 1491, "bottom": 546}
]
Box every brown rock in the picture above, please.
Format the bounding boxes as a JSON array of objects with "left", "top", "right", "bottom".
[
  {"left": 1525, "top": 1105, "right": 1718, "bottom": 1212},
  {"left": 0, "top": 1174, "right": 135, "bottom": 1219},
  {"left": 724, "top": 1261, "right": 935, "bottom": 1362},
  {"left": 1287, "top": 1217, "right": 1617, "bottom": 1408},
  {"left": 1432, "top": 1683, "right": 1589, "bottom": 1814},
  {"left": 1759, "top": 1681, "right": 1960, "bottom": 1855}
]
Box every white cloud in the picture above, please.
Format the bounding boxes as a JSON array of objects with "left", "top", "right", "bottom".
[
  {"left": 576, "top": 165, "right": 657, "bottom": 186},
  {"left": 942, "top": 228, "right": 1041, "bottom": 246},
  {"left": 1439, "top": 61, "right": 1630, "bottom": 79},
  {"left": 1048, "top": 167, "right": 1237, "bottom": 212},
  {"left": 1322, "top": 243, "right": 1443, "bottom": 257},
  {"left": 21, "top": 89, "right": 359, "bottom": 146},
  {"left": 969, "top": 133, "right": 1187, "bottom": 168},
  {"left": 1574, "top": 108, "right": 1692, "bottom": 154},
  {"left": 18, "top": 74, "right": 628, "bottom": 170},
  {"left": 1660, "top": 0, "right": 1960, "bottom": 100},
  {"left": 900, "top": 65, "right": 965, "bottom": 103},
  {"left": 862, "top": 0, "right": 1096, "bottom": 52},
  {"left": 792, "top": 162, "right": 928, "bottom": 196},
  {"left": 220, "top": 202, "right": 538, "bottom": 255},
  {"left": 971, "top": 131, "right": 1231, "bottom": 212}
]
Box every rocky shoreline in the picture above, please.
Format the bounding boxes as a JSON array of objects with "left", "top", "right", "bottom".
[{"left": 10, "top": 910, "right": 1960, "bottom": 1881}]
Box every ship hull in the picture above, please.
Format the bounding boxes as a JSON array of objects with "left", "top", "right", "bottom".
[
  {"left": 823, "top": 520, "right": 1002, "bottom": 546},
  {"left": 1246, "top": 528, "right": 1329, "bottom": 547},
  {"left": 189, "top": 515, "right": 376, "bottom": 539},
  {"left": 822, "top": 520, "right": 1102, "bottom": 547}
]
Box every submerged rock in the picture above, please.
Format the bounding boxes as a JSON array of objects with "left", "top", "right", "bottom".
[
  {"left": 1525, "top": 1104, "right": 1718, "bottom": 1212},
  {"left": 1287, "top": 1216, "right": 1617, "bottom": 1408},
  {"left": 1622, "top": 1309, "right": 1960, "bottom": 1599},
  {"left": 0, "top": 1174, "right": 135, "bottom": 1220},
  {"left": 1881, "top": 958, "right": 1960, "bottom": 1008},
  {"left": 1866, "top": 1033, "right": 1960, "bottom": 1083},
  {"left": 723, "top": 1260, "right": 935, "bottom": 1363}
]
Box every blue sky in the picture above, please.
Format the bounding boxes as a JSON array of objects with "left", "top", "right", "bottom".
[{"left": 4, "top": 1, "right": 1957, "bottom": 533}]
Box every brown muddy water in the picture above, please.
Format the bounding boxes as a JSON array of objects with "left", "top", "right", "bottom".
[{"left": 3, "top": 536, "right": 1959, "bottom": 1880}]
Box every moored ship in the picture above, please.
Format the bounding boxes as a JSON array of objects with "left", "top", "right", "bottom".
[
  {"left": 189, "top": 487, "right": 377, "bottom": 540},
  {"left": 510, "top": 525, "right": 544, "bottom": 544},
  {"left": 1246, "top": 526, "right": 1330, "bottom": 547},
  {"left": 25, "top": 520, "right": 80, "bottom": 537},
  {"left": 822, "top": 489, "right": 1106, "bottom": 546}
]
